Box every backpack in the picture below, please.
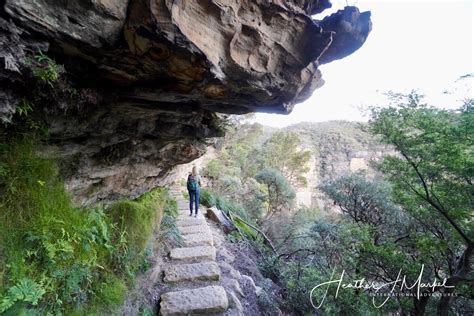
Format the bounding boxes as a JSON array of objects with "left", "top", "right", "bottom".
[{"left": 187, "top": 175, "right": 198, "bottom": 191}]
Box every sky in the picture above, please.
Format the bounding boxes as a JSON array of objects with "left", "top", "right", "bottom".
[{"left": 254, "top": 0, "right": 473, "bottom": 127}]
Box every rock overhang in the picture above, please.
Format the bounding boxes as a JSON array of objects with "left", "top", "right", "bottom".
[
  {"left": 3, "top": 0, "right": 372, "bottom": 115},
  {"left": 0, "top": 0, "right": 372, "bottom": 203}
]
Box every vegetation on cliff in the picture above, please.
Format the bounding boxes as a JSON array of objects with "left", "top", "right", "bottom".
[
  {"left": 0, "top": 134, "right": 177, "bottom": 314},
  {"left": 200, "top": 92, "right": 473, "bottom": 315}
]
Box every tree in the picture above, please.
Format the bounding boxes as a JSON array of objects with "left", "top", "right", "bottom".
[
  {"left": 368, "top": 92, "right": 473, "bottom": 315},
  {"left": 224, "top": 123, "right": 263, "bottom": 180},
  {"left": 261, "top": 131, "right": 312, "bottom": 187},
  {"left": 320, "top": 172, "right": 400, "bottom": 242},
  {"left": 320, "top": 173, "right": 436, "bottom": 314},
  {"left": 201, "top": 159, "right": 224, "bottom": 188},
  {"left": 255, "top": 168, "right": 296, "bottom": 224}
]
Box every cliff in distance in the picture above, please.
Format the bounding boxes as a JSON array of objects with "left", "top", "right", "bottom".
[{"left": 284, "top": 121, "right": 395, "bottom": 208}]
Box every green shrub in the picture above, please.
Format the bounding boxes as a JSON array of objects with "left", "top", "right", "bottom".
[
  {"left": 154, "top": 193, "right": 182, "bottom": 248},
  {"left": 199, "top": 189, "right": 216, "bottom": 207},
  {"left": 217, "top": 198, "right": 248, "bottom": 220},
  {"left": 0, "top": 278, "right": 45, "bottom": 313},
  {"left": 0, "top": 137, "right": 97, "bottom": 312},
  {"left": 95, "top": 274, "right": 127, "bottom": 307},
  {"left": 256, "top": 279, "right": 280, "bottom": 316},
  {"left": 108, "top": 200, "right": 152, "bottom": 257},
  {"left": 200, "top": 189, "right": 249, "bottom": 220},
  {"left": 0, "top": 136, "right": 168, "bottom": 314},
  {"left": 138, "top": 307, "right": 155, "bottom": 316},
  {"left": 106, "top": 189, "right": 166, "bottom": 274}
]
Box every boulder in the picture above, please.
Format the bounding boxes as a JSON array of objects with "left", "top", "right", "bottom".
[
  {"left": 228, "top": 291, "right": 244, "bottom": 316},
  {"left": 206, "top": 207, "right": 236, "bottom": 233},
  {"left": 218, "top": 248, "right": 236, "bottom": 263}
]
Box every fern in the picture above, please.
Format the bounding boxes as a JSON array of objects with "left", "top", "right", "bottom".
[
  {"left": 0, "top": 278, "right": 45, "bottom": 313},
  {"left": 31, "top": 51, "right": 63, "bottom": 87},
  {"left": 16, "top": 99, "right": 33, "bottom": 117}
]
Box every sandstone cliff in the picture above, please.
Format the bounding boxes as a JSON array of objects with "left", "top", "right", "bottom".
[
  {"left": 284, "top": 121, "right": 395, "bottom": 208},
  {"left": 0, "top": 0, "right": 371, "bottom": 204}
]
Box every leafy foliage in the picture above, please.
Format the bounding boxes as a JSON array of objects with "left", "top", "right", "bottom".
[
  {"left": 260, "top": 131, "right": 311, "bottom": 186},
  {"left": 366, "top": 93, "right": 473, "bottom": 314},
  {"left": 320, "top": 172, "right": 399, "bottom": 228},
  {"left": 203, "top": 92, "right": 473, "bottom": 315},
  {"left": 202, "top": 124, "right": 308, "bottom": 226},
  {"left": 368, "top": 92, "right": 473, "bottom": 243},
  {"left": 0, "top": 136, "right": 170, "bottom": 314},
  {"left": 200, "top": 189, "right": 249, "bottom": 221},
  {"left": 0, "top": 279, "right": 45, "bottom": 313},
  {"left": 30, "top": 51, "right": 63, "bottom": 87},
  {"left": 255, "top": 168, "right": 295, "bottom": 222}
]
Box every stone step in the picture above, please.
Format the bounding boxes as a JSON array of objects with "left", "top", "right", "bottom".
[
  {"left": 178, "top": 211, "right": 205, "bottom": 218},
  {"left": 164, "top": 261, "right": 220, "bottom": 283},
  {"left": 179, "top": 224, "right": 210, "bottom": 235},
  {"left": 176, "top": 217, "right": 206, "bottom": 227},
  {"left": 178, "top": 207, "right": 201, "bottom": 211},
  {"left": 177, "top": 205, "right": 194, "bottom": 211},
  {"left": 182, "top": 232, "right": 214, "bottom": 247},
  {"left": 178, "top": 206, "right": 202, "bottom": 211},
  {"left": 178, "top": 206, "right": 203, "bottom": 212},
  {"left": 159, "top": 285, "right": 228, "bottom": 316},
  {"left": 170, "top": 245, "right": 216, "bottom": 262},
  {"left": 177, "top": 213, "right": 205, "bottom": 221}
]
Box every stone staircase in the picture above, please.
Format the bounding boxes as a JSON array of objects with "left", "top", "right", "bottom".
[{"left": 159, "top": 187, "right": 229, "bottom": 315}]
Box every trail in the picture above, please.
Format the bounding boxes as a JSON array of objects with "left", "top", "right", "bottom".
[{"left": 159, "top": 187, "right": 229, "bottom": 315}]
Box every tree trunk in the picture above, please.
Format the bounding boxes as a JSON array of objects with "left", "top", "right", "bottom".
[
  {"left": 437, "top": 242, "right": 473, "bottom": 315},
  {"left": 413, "top": 296, "right": 430, "bottom": 315}
]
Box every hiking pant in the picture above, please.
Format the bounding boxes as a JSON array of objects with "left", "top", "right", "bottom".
[{"left": 189, "top": 190, "right": 200, "bottom": 215}]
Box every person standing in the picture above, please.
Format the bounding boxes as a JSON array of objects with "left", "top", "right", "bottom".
[{"left": 187, "top": 166, "right": 201, "bottom": 217}]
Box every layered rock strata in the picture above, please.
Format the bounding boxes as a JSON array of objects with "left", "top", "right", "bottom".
[{"left": 0, "top": 1, "right": 371, "bottom": 203}]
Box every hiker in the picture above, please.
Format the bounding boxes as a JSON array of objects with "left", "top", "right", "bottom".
[{"left": 187, "top": 166, "right": 201, "bottom": 217}]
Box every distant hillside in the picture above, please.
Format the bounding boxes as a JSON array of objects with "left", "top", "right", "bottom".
[
  {"left": 282, "top": 121, "right": 394, "bottom": 209},
  {"left": 208, "top": 120, "right": 394, "bottom": 211}
]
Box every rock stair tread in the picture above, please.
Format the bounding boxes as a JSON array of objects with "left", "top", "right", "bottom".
[
  {"left": 179, "top": 224, "right": 210, "bottom": 235},
  {"left": 176, "top": 217, "right": 206, "bottom": 227},
  {"left": 159, "top": 285, "right": 228, "bottom": 316},
  {"left": 177, "top": 213, "right": 205, "bottom": 221},
  {"left": 170, "top": 245, "right": 216, "bottom": 262},
  {"left": 160, "top": 189, "right": 228, "bottom": 315},
  {"left": 182, "top": 232, "right": 214, "bottom": 247},
  {"left": 164, "top": 261, "right": 220, "bottom": 283}
]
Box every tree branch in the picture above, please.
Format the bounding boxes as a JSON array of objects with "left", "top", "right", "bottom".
[{"left": 397, "top": 151, "right": 471, "bottom": 244}]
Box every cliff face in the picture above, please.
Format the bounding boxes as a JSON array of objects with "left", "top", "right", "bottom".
[
  {"left": 0, "top": 0, "right": 371, "bottom": 204},
  {"left": 284, "top": 121, "right": 395, "bottom": 208}
]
